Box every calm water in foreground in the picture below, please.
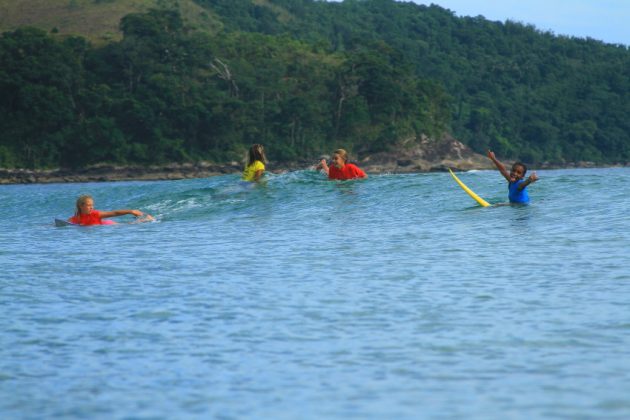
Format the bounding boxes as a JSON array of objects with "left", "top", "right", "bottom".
[{"left": 1, "top": 167, "right": 629, "bottom": 419}]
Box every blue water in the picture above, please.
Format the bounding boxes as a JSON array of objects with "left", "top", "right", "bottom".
[{"left": 1, "top": 168, "right": 629, "bottom": 419}]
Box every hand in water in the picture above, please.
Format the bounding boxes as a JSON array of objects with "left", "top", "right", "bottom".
[{"left": 134, "top": 213, "right": 155, "bottom": 223}]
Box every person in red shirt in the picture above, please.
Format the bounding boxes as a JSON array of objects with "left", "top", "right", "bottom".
[
  {"left": 317, "top": 149, "right": 367, "bottom": 180},
  {"left": 68, "top": 195, "right": 153, "bottom": 225}
]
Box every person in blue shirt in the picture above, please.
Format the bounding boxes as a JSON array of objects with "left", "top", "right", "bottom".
[{"left": 487, "top": 150, "right": 538, "bottom": 203}]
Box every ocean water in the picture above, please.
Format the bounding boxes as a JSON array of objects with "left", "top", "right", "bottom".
[{"left": 1, "top": 167, "right": 629, "bottom": 419}]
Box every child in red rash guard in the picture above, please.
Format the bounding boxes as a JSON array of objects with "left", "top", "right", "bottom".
[
  {"left": 69, "top": 195, "right": 153, "bottom": 225},
  {"left": 317, "top": 149, "right": 367, "bottom": 180}
]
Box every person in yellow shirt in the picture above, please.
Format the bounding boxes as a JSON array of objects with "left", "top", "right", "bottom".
[{"left": 242, "top": 143, "right": 267, "bottom": 182}]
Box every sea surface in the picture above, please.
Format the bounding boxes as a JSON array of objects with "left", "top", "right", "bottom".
[{"left": 1, "top": 167, "right": 629, "bottom": 419}]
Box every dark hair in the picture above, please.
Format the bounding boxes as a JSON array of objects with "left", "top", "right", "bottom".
[
  {"left": 247, "top": 144, "right": 267, "bottom": 166},
  {"left": 512, "top": 162, "right": 527, "bottom": 174}
]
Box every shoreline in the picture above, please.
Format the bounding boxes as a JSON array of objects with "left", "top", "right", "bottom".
[
  {"left": 3, "top": 136, "right": 626, "bottom": 185},
  {"left": 0, "top": 162, "right": 242, "bottom": 185},
  {"left": 1, "top": 160, "right": 626, "bottom": 185}
]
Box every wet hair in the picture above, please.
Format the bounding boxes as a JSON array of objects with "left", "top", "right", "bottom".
[
  {"left": 512, "top": 162, "right": 527, "bottom": 175},
  {"left": 333, "top": 148, "right": 349, "bottom": 163},
  {"left": 75, "top": 194, "right": 93, "bottom": 217},
  {"left": 247, "top": 144, "right": 267, "bottom": 166}
]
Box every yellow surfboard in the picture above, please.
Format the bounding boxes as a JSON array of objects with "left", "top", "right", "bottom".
[{"left": 448, "top": 168, "right": 491, "bottom": 207}]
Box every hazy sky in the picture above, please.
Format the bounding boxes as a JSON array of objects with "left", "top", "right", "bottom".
[{"left": 406, "top": 0, "right": 629, "bottom": 46}]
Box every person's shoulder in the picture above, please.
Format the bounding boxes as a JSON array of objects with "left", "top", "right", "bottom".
[{"left": 347, "top": 162, "right": 365, "bottom": 174}]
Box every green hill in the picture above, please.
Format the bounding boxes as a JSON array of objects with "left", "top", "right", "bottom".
[
  {"left": 1, "top": 0, "right": 629, "bottom": 169},
  {"left": 0, "top": 0, "right": 221, "bottom": 44}
]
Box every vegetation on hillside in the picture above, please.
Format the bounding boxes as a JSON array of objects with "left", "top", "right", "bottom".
[
  {"left": 0, "top": 0, "right": 628, "bottom": 169},
  {"left": 0, "top": 0, "right": 218, "bottom": 44}
]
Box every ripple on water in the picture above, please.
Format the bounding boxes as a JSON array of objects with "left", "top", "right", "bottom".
[{"left": 1, "top": 168, "right": 630, "bottom": 418}]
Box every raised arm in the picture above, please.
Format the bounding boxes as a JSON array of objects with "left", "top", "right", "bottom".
[
  {"left": 487, "top": 150, "right": 511, "bottom": 182},
  {"left": 518, "top": 172, "right": 538, "bottom": 190},
  {"left": 317, "top": 159, "right": 330, "bottom": 176}
]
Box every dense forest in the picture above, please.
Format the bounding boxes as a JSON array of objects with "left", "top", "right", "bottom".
[{"left": 0, "top": 0, "right": 628, "bottom": 169}]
